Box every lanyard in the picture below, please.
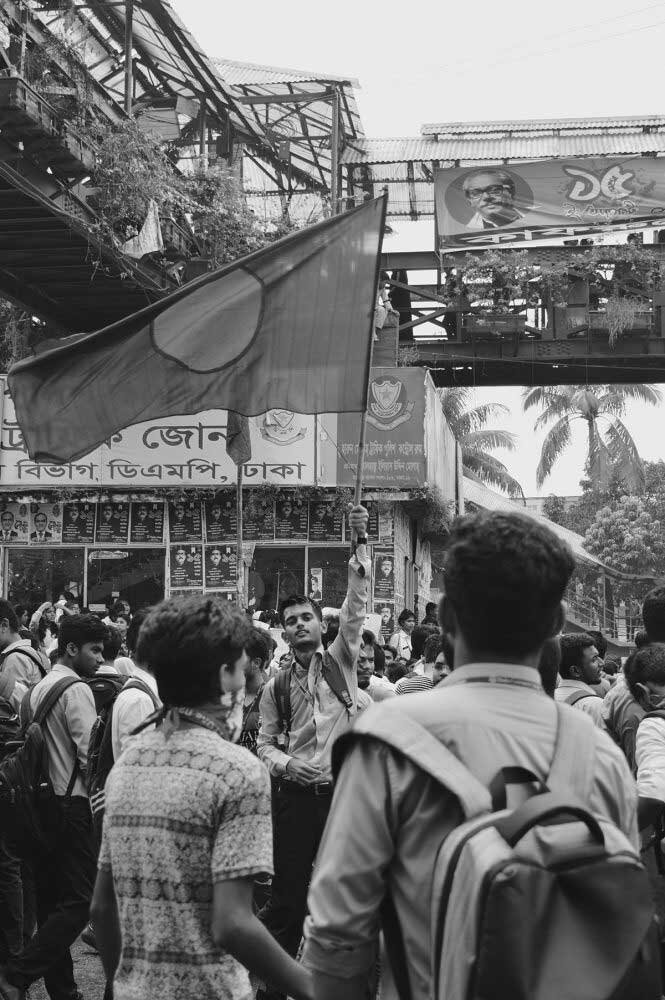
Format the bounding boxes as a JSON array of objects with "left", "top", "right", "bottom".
[{"left": 451, "top": 673, "right": 544, "bottom": 693}]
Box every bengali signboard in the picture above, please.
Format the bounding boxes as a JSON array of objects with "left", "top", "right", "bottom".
[
  {"left": 334, "top": 368, "right": 426, "bottom": 488},
  {"left": 434, "top": 157, "right": 665, "bottom": 249},
  {"left": 0, "top": 381, "right": 316, "bottom": 488}
]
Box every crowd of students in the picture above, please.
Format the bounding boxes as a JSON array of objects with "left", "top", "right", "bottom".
[{"left": 0, "top": 504, "right": 664, "bottom": 1000}]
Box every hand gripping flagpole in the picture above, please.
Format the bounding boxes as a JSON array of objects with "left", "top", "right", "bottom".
[{"left": 351, "top": 189, "right": 389, "bottom": 567}]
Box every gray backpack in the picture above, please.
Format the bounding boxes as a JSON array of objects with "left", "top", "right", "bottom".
[{"left": 334, "top": 704, "right": 661, "bottom": 1000}]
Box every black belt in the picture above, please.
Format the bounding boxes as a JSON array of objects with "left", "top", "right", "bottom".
[{"left": 278, "top": 780, "right": 334, "bottom": 797}]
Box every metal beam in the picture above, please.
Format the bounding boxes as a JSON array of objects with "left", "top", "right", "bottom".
[{"left": 237, "top": 90, "right": 332, "bottom": 107}]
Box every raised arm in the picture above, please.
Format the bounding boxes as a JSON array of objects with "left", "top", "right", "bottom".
[{"left": 326, "top": 505, "right": 371, "bottom": 695}]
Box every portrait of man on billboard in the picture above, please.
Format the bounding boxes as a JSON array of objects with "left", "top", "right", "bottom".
[{"left": 462, "top": 168, "right": 525, "bottom": 230}]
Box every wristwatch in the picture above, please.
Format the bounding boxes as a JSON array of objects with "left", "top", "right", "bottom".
[{"left": 355, "top": 535, "right": 368, "bottom": 546}]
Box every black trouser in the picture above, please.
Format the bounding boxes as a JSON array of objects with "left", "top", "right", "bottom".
[
  {"left": 0, "top": 842, "right": 36, "bottom": 963},
  {"left": 6, "top": 797, "right": 96, "bottom": 1000},
  {"left": 258, "top": 783, "right": 333, "bottom": 1000}
]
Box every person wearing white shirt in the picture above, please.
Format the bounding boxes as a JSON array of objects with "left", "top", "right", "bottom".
[
  {"left": 389, "top": 609, "right": 415, "bottom": 662},
  {"left": 630, "top": 645, "right": 665, "bottom": 830},
  {"left": 554, "top": 633, "right": 606, "bottom": 730},
  {"left": 110, "top": 610, "right": 161, "bottom": 760}
]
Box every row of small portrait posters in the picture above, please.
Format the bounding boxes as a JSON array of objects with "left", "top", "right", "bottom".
[
  {"left": 0, "top": 496, "right": 393, "bottom": 545},
  {"left": 373, "top": 549, "right": 397, "bottom": 643}
]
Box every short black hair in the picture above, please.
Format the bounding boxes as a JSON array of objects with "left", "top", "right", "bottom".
[
  {"left": 643, "top": 587, "right": 665, "bottom": 642},
  {"left": 411, "top": 624, "right": 439, "bottom": 660},
  {"left": 625, "top": 644, "right": 665, "bottom": 699},
  {"left": 559, "top": 633, "right": 596, "bottom": 680},
  {"left": 138, "top": 596, "right": 252, "bottom": 706},
  {"left": 441, "top": 633, "right": 455, "bottom": 671},
  {"left": 245, "top": 626, "right": 272, "bottom": 668},
  {"left": 443, "top": 511, "right": 574, "bottom": 657},
  {"left": 584, "top": 629, "right": 607, "bottom": 659},
  {"left": 127, "top": 608, "right": 150, "bottom": 657},
  {"left": 537, "top": 637, "right": 561, "bottom": 697},
  {"left": 387, "top": 661, "right": 407, "bottom": 684},
  {"left": 103, "top": 627, "right": 123, "bottom": 662},
  {"left": 635, "top": 629, "right": 650, "bottom": 649},
  {"left": 425, "top": 602, "right": 436, "bottom": 616},
  {"left": 362, "top": 630, "right": 377, "bottom": 647},
  {"left": 423, "top": 634, "right": 444, "bottom": 664},
  {"left": 58, "top": 614, "right": 108, "bottom": 655},
  {"left": 384, "top": 645, "right": 398, "bottom": 659},
  {"left": 398, "top": 609, "right": 415, "bottom": 627},
  {"left": 0, "top": 600, "right": 19, "bottom": 633},
  {"left": 279, "top": 595, "right": 322, "bottom": 626}
]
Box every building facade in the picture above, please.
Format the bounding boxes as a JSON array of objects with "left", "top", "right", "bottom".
[{"left": 0, "top": 369, "right": 456, "bottom": 630}]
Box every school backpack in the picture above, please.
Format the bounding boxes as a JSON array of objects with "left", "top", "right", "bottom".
[
  {"left": 333, "top": 703, "right": 661, "bottom": 1000},
  {"left": 0, "top": 676, "right": 85, "bottom": 859},
  {"left": 87, "top": 675, "right": 160, "bottom": 840},
  {"left": 0, "top": 644, "right": 48, "bottom": 680},
  {"left": 0, "top": 675, "right": 20, "bottom": 762}
]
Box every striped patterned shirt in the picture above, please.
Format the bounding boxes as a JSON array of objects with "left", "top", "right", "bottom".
[{"left": 394, "top": 674, "right": 433, "bottom": 696}]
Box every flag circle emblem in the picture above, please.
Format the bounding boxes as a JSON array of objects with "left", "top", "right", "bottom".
[{"left": 152, "top": 268, "right": 264, "bottom": 372}]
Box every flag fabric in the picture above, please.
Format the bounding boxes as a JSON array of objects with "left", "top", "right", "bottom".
[
  {"left": 226, "top": 411, "right": 251, "bottom": 466},
  {"left": 121, "top": 199, "right": 164, "bottom": 258},
  {"left": 9, "top": 196, "right": 387, "bottom": 463}
]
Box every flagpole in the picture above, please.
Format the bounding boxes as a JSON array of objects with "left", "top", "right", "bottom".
[
  {"left": 236, "top": 462, "right": 244, "bottom": 609},
  {"left": 352, "top": 189, "right": 389, "bottom": 557}
]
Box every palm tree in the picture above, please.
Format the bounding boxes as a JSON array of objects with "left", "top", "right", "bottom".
[
  {"left": 438, "top": 387, "right": 524, "bottom": 498},
  {"left": 522, "top": 384, "right": 662, "bottom": 492}
]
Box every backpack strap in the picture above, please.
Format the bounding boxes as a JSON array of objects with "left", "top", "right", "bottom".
[
  {"left": 32, "top": 676, "right": 84, "bottom": 726},
  {"left": 0, "top": 645, "right": 48, "bottom": 679},
  {"left": 547, "top": 702, "right": 597, "bottom": 802},
  {"left": 321, "top": 649, "right": 353, "bottom": 713},
  {"left": 32, "top": 676, "right": 86, "bottom": 801},
  {"left": 122, "top": 677, "right": 160, "bottom": 710},
  {"left": 334, "top": 705, "right": 491, "bottom": 820},
  {"left": 274, "top": 666, "right": 292, "bottom": 737},
  {"left": 564, "top": 689, "right": 600, "bottom": 708},
  {"left": 644, "top": 710, "right": 665, "bottom": 723}
]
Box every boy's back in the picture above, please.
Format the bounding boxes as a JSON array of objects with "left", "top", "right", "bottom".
[{"left": 100, "top": 726, "right": 272, "bottom": 1000}]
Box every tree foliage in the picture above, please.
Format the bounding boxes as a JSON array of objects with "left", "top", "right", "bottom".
[
  {"left": 583, "top": 494, "right": 665, "bottom": 579},
  {"left": 523, "top": 384, "right": 661, "bottom": 492},
  {"left": 438, "top": 387, "right": 523, "bottom": 498}
]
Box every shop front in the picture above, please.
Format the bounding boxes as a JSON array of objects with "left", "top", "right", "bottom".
[{"left": 0, "top": 368, "right": 457, "bottom": 617}]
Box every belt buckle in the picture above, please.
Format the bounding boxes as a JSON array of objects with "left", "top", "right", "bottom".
[{"left": 313, "top": 782, "right": 331, "bottom": 796}]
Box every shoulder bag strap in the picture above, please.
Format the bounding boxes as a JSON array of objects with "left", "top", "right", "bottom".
[
  {"left": 321, "top": 649, "right": 353, "bottom": 712},
  {"left": 123, "top": 677, "right": 160, "bottom": 710},
  {"left": 548, "top": 702, "right": 596, "bottom": 801},
  {"left": 564, "top": 688, "right": 599, "bottom": 708},
  {"left": 32, "top": 677, "right": 84, "bottom": 726},
  {"left": 273, "top": 666, "right": 292, "bottom": 736},
  {"left": 337, "top": 706, "right": 491, "bottom": 820},
  {"left": 33, "top": 677, "right": 86, "bottom": 801}
]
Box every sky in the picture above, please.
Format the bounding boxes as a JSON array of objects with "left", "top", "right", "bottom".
[{"left": 174, "top": 0, "right": 665, "bottom": 496}]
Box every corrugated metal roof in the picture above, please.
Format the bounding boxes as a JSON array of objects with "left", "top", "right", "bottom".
[
  {"left": 342, "top": 133, "right": 665, "bottom": 165},
  {"left": 422, "top": 114, "right": 665, "bottom": 136},
  {"left": 462, "top": 477, "right": 604, "bottom": 567},
  {"left": 214, "top": 57, "right": 359, "bottom": 87}
]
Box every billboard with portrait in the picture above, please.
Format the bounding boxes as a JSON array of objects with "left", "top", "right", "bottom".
[
  {"left": 434, "top": 157, "right": 665, "bottom": 249},
  {"left": 170, "top": 544, "right": 203, "bottom": 589},
  {"left": 29, "top": 502, "right": 62, "bottom": 544},
  {"left": 0, "top": 500, "right": 29, "bottom": 544},
  {"left": 62, "top": 502, "right": 96, "bottom": 543}
]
